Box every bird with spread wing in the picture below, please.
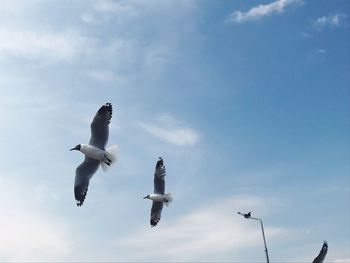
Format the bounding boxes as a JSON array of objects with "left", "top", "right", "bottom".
[
  {"left": 144, "top": 157, "right": 173, "bottom": 227},
  {"left": 70, "top": 103, "right": 117, "bottom": 206}
]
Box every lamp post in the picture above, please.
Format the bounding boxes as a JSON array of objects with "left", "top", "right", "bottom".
[{"left": 238, "top": 211, "right": 270, "bottom": 263}]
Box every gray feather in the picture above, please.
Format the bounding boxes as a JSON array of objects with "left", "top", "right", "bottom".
[
  {"left": 74, "top": 156, "right": 100, "bottom": 206},
  {"left": 150, "top": 201, "right": 163, "bottom": 227},
  {"left": 154, "top": 157, "right": 166, "bottom": 195}
]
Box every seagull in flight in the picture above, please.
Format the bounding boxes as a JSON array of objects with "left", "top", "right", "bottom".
[
  {"left": 143, "top": 157, "right": 173, "bottom": 227},
  {"left": 237, "top": 211, "right": 251, "bottom": 218},
  {"left": 70, "top": 103, "right": 117, "bottom": 206}
]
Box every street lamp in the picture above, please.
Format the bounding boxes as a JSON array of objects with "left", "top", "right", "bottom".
[{"left": 238, "top": 211, "right": 270, "bottom": 263}]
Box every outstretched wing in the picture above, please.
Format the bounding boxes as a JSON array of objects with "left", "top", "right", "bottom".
[
  {"left": 153, "top": 157, "right": 166, "bottom": 194},
  {"left": 312, "top": 241, "right": 328, "bottom": 263},
  {"left": 89, "top": 103, "right": 113, "bottom": 150},
  {"left": 74, "top": 156, "right": 100, "bottom": 206},
  {"left": 150, "top": 201, "right": 163, "bottom": 227}
]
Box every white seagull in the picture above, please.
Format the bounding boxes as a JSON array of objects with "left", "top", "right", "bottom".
[
  {"left": 70, "top": 103, "right": 117, "bottom": 206},
  {"left": 143, "top": 157, "right": 173, "bottom": 227}
]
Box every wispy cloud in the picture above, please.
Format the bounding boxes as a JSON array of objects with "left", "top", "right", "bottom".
[
  {"left": 317, "top": 49, "right": 327, "bottom": 55},
  {"left": 94, "top": 0, "right": 138, "bottom": 16},
  {"left": 333, "top": 258, "right": 350, "bottom": 263},
  {"left": 0, "top": 27, "right": 90, "bottom": 62},
  {"left": 227, "top": 0, "right": 303, "bottom": 23},
  {"left": 138, "top": 114, "right": 200, "bottom": 146},
  {"left": 314, "top": 13, "right": 347, "bottom": 29},
  {"left": 85, "top": 0, "right": 195, "bottom": 26},
  {"left": 0, "top": 176, "right": 73, "bottom": 261},
  {"left": 144, "top": 46, "right": 174, "bottom": 69},
  {"left": 302, "top": 31, "right": 312, "bottom": 38},
  {"left": 113, "top": 195, "right": 293, "bottom": 261},
  {"left": 86, "top": 69, "right": 125, "bottom": 83}
]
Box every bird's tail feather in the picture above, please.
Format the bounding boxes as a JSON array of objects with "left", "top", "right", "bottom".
[
  {"left": 101, "top": 145, "right": 118, "bottom": 172},
  {"left": 164, "top": 193, "right": 173, "bottom": 207}
]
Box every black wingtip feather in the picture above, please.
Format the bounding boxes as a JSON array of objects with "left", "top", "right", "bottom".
[
  {"left": 74, "top": 185, "right": 88, "bottom": 207},
  {"left": 97, "top": 103, "right": 113, "bottom": 124},
  {"left": 150, "top": 219, "right": 159, "bottom": 227},
  {"left": 156, "top": 157, "right": 164, "bottom": 169}
]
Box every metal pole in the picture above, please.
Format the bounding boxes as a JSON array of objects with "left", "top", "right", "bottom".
[{"left": 259, "top": 219, "right": 270, "bottom": 263}]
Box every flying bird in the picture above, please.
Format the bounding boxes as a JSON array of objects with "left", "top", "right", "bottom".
[
  {"left": 143, "top": 157, "right": 173, "bottom": 227},
  {"left": 237, "top": 211, "right": 251, "bottom": 218},
  {"left": 70, "top": 103, "right": 117, "bottom": 206},
  {"left": 312, "top": 241, "right": 328, "bottom": 263}
]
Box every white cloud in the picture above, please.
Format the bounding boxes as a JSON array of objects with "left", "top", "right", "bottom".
[
  {"left": 95, "top": 0, "right": 139, "bottom": 17},
  {"left": 0, "top": 27, "right": 138, "bottom": 70},
  {"left": 94, "top": 0, "right": 195, "bottom": 16},
  {"left": 302, "top": 31, "right": 312, "bottom": 38},
  {"left": 333, "top": 258, "right": 350, "bottom": 263},
  {"left": 314, "top": 13, "right": 346, "bottom": 28},
  {"left": 0, "top": 176, "right": 73, "bottom": 261},
  {"left": 144, "top": 46, "right": 174, "bottom": 68},
  {"left": 80, "top": 13, "right": 96, "bottom": 24},
  {"left": 113, "top": 195, "right": 294, "bottom": 261},
  {"left": 86, "top": 69, "right": 124, "bottom": 83},
  {"left": 227, "top": 0, "right": 303, "bottom": 23},
  {"left": 0, "top": 27, "right": 90, "bottom": 62},
  {"left": 138, "top": 114, "right": 200, "bottom": 146}
]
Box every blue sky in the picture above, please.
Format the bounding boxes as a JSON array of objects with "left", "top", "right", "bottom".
[{"left": 0, "top": 0, "right": 349, "bottom": 262}]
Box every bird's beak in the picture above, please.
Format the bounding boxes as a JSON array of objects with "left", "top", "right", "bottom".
[
  {"left": 70, "top": 146, "right": 78, "bottom": 151},
  {"left": 143, "top": 196, "right": 148, "bottom": 199}
]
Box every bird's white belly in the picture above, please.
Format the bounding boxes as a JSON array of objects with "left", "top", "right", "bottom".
[
  {"left": 81, "top": 144, "right": 105, "bottom": 161},
  {"left": 150, "top": 194, "right": 165, "bottom": 202}
]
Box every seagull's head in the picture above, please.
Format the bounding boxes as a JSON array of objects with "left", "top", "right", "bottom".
[
  {"left": 143, "top": 194, "right": 151, "bottom": 200},
  {"left": 70, "top": 144, "right": 81, "bottom": 151}
]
